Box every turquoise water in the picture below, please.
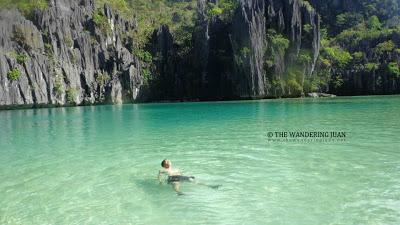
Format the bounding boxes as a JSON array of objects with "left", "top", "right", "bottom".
[{"left": 1, "top": 96, "right": 400, "bottom": 225}]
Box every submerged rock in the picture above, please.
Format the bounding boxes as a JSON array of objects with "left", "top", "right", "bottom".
[{"left": 307, "top": 92, "right": 336, "bottom": 98}]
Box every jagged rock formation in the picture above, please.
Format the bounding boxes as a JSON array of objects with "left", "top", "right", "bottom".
[
  {"left": 264, "top": 0, "right": 321, "bottom": 96},
  {"left": 0, "top": 0, "right": 143, "bottom": 108},
  {"left": 4, "top": 0, "right": 396, "bottom": 108},
  {"left": 193, "top": 0, "right": 210, "bottom": 97},
  {"left": 309, "top": 0, "right": 400, "bottom": 95},
  {"left": 192, "top": 0, "right": 321, "bottom": 99},
  {"left": 190, "top": 0, "right": 236, "bottom": 100},
  {"left": 148, "top": 25, "right": 180, "bottom": 99},
  {"left": 269, "top": 0, "right": 320, "bottom": 68},
  {"left": 231, "top": 0, "right": 267, "bottom": 98}
]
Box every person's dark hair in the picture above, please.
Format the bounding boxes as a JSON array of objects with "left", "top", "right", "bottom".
[{"left": 161, "top": 159, "right": 167, "bottom": 167}]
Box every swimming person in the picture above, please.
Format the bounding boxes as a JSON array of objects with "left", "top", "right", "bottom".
[{"left": 158, "top": 159, "right": 221, "bottom": 195}]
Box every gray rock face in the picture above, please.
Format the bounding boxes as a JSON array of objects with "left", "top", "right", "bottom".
[
  {"left": 231, "top": 0, "right": 267, "bottom": 98},
  {"left": 193, "top": 0, "right": 210, "bottom": 89},
  {"left": 148, "top": 25, "right": 180, "bottom": 99},
  {"left": 264, "top": 0, "right": 321, "bottom": 96},
  {"left": 267, "top": 0, "right": 320, "bottom": 73},
  {"left": 193, "top": 0, "right": 235, "bottom": 100},
  {"left": 1, "top": 0, "right": 323, "bottom": 107},
  {"left": 218, "top": 0, "right": 320, "bottom": 98},
  {"left": 189, "top": 0, "right": 322, "bottom": 99},
  {"left": 0, "top": 0, "right": 143, "bottom": 108}
]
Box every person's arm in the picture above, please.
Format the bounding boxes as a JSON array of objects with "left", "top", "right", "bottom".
[
  {"left": 157, "top": 170, "right": 164, "bottom": 184},
  {"left": 157, "top": 170, "right": 162, "bottom": 184}
]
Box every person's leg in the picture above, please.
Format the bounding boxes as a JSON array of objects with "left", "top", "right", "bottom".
[
  {"left": 192, "top": 180, "right": 221, "bottom": 189},
  {"left": 171, "top": 182, "right": 184, "bottom": 195}
]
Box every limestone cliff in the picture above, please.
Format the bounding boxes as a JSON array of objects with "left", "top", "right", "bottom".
[
  {"left": 4, "top": 0, "right": 397, "bottom": 108},
  {"left": 264, "top": 0, "right": 321, "bottom": 96},
  {"left": 193, "top": 0, "right": 321, "bottom": 99},
  {"left": 0, "top": 0, "right": 143, "bottom": 108},
  {"left": 231, "top": 0, "right": 267, "bottom": 98}
]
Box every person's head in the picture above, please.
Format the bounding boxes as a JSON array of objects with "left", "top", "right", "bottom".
[{"left": 161, "top": 159, "right": 171, "bottom": 169}]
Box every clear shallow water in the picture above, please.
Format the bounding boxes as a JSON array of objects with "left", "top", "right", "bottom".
[{"left": 0, "top": 96, "right": 400, "bottom": 225}]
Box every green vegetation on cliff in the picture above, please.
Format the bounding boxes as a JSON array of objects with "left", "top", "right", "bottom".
[
  {"left": 0, "top": 0, "right": 48, "bottom": 18},
  {"left": 92, "top": 9, "right": 112, "bottom": 35},
  {"left": 97, "top": 0, "right": 198, "bottom": 47},
  {"left": 7, "top": 68, "right": 21, "bottom": 81},
  {"left": 315, "top": 0, "right": 400, "bottom": 94},
  {"left": 206, "top": 0, "right": 238, "bottom": 21}
]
